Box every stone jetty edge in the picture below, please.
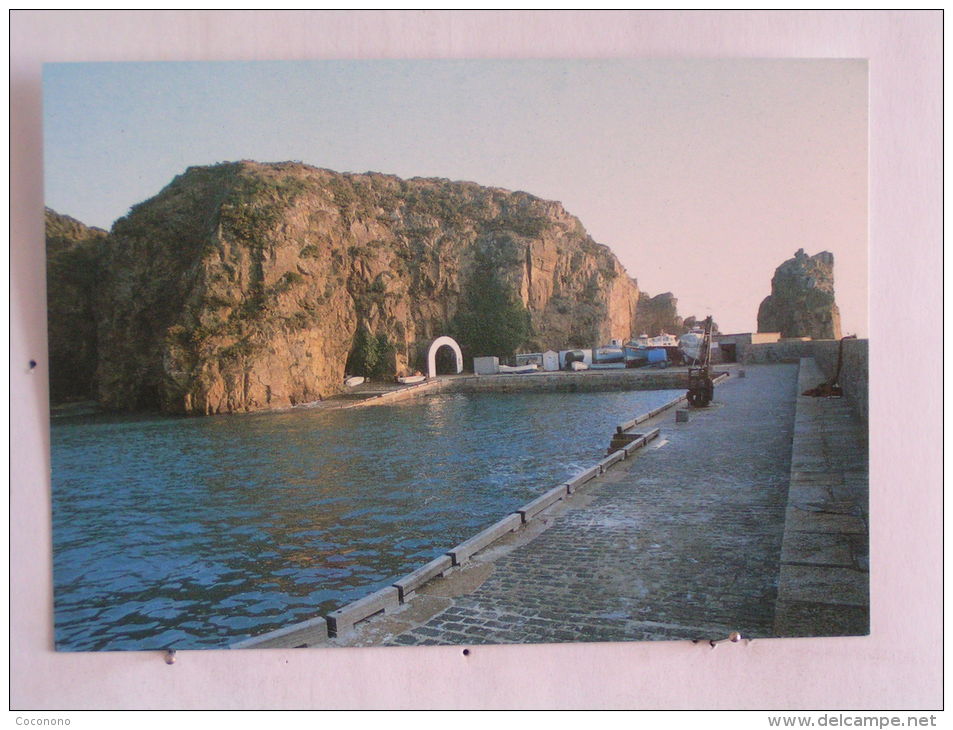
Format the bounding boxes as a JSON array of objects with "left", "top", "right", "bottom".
[
  {"left": 771, "top": 358, "right": 869, "bottom": 637},
  {"left": 339, "top": 368, "right": 704, "bottom": 409},
  {"left": 229, "top": 374, "right": 728, "bottom": 649}
]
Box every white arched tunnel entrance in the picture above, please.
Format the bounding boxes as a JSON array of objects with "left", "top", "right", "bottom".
[{"left": 427, "top": 336, "right": 464, "bottom": 379}]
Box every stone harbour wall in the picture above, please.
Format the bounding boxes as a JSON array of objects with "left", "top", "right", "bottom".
[
  {"left": 739, "top": 340, "right": 818, "bottom": 364},
  {"left": 448, "top": 369, "right": 694, "bottom": 394},
  {"left": 812, "top": 339, "right": 868, "bottom": 426},
  {"left": 773, "top": 357, "right": 869, "bottom": 638},
  {"left": 740, "top": 339, "right": 868, "bottom": 425}
]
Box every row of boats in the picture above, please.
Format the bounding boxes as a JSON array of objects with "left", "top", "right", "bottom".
[
  {"left": 511, "top": 330, "right": 712, "bottom": 373},
  {"left": 345, "top": 329, "right": 713, "bottom": 385}
]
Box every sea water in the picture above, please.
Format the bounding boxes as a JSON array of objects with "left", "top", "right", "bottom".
[{"left": 51, "top": 389, "right": 682, "bottom": 650}]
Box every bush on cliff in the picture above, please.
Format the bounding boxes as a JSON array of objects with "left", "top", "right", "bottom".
[
  {"left": 346, "top": 327, "right": 395, "bottom": 379},
  {"left": 451, "top": 253, "right": 532, "bottom": 361}
]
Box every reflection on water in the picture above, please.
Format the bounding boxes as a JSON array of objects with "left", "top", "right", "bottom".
[{"left": 51, "top": 389, "right": 682, "bottom": 650}]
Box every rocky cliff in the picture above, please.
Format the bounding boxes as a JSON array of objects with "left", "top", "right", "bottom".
[
  {"left": 78, "top": 161, "right": 641, "bottom": 414},
  {"left": 757, "top": 249, "right": 841, "bottom": 339},
  {"left": 45, "top": 207, "right": 107, "bottom": 403},
  {"left": 632, "top": 292, "right": 682, "bottom": 336},
  {"left": 631, "top": 292, "right": 718, "bottom": 336}
]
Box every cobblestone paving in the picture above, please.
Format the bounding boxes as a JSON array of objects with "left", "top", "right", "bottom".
[{"left": 388, "top": 364, "right": 800, "bottom": 646}]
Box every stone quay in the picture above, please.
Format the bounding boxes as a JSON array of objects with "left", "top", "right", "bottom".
[{"left": 232, "top": 358, "right": 868, "bottom": 649}]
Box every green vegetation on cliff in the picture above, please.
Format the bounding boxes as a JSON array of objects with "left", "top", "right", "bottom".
[
  {"left": 45, "top": 208, "right": 107, "bottom": 403},
  {"left": 451, "top": 248, "right": 532, "bottom": 362},
  {"left": 345, "top": 327, "right": 395, "bottom": 379}
]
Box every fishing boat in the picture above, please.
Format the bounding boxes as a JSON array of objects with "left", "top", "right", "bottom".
[
  {"left": 635, "top": 332, "right": 679, "bottom": 348},
  {"left": 593, "top": 345, "right": 626, "bottom": 364},
  {"left": 624, "top": 345, "right": 648, "bottom": 368},
  {"left": 679, "top": 328, "right": 706, "bottom": 364},
  {"left": 623, "top": 346, "right": 670, "bottom": 368}
]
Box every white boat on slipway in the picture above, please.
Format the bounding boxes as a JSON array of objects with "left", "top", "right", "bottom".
[
  {"left": 396, "top": 374, "right": 427, "bottom": 384},
  {"left": 498, "top": 363, "right": 540, "bottom": 374},
  {"left": 679, "top": 328, "right": 707, "bottom": 363},
  {"left": 679, "top": 328, "right": 719, "bottom": 364}
]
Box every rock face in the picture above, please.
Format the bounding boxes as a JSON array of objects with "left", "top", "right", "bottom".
[
  {"left": 79, "top": 161, "right": 641, "bottom": 414},
  {"left": 632, "top": 292, "right": 683, "bottom": 336},
  {"left": 682, "top": 316, "right": 719, "bottom": 335},
  {"left": 757, "top": 249, "right": 841, "bottom": 339},
  {"left": 45, "top": 207, "right": 107, "bottom": 403},
  {"left": 631, "top": 292, "right": 717, "bottom": 336}
]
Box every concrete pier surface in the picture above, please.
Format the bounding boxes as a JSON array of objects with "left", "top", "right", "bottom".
[
  {"left": 329, "top": 361, "right": 868, "bottom": 647},
  {"left": 237, "top": 360, "right": 868, "bottom": 648}
]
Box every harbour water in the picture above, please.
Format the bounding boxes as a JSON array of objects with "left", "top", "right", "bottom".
[{"left": 51, "top": 388, "right": 682, "bottom": 651}]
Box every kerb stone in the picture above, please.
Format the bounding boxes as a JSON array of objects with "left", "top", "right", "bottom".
[
  {"left": 447, "top": 513, "right": 522, "bottom": 565},
  {"left": 622, "top": 436, "right": 647, "bottom": 457},
  {"left": 230, "top": 616, "right": 329, "bottom": 649},
  {"left": 565, "top": 465, "right": 601, "bottom": 493},
  {"left": 326, "top": 587, "right": 400, "bottom": 637},
  {"left": 616, "top": 417, "right": 639, "bottom": 434},
  {"left": 393, "top": 555, "right": 454, "bottom": 602},
  {"left": 598, "top": 450, "right": 625, "bottom": 471},
  {"left": 517, "top": 485, "right": 569, "bottom": 523}
]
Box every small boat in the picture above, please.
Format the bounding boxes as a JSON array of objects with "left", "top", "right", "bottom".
[
  {"left": 344, "top": 376, "right": 365, "bottom": 387},
  {"left": 645, "top": 348, "right": 669, "bottom": 367},
  {"left": 593, "top": 345, "right": 626, "bottom": 364},
  {"left": 624, "top": 345, "right": 648, "bottom": 368},
  {"left": 634, "top": 332, "right": 679, "bottom": 348},
  {"left": 397, "top": 374, "right": 427, "bottom": 384},
  {"left": 498, "top": 363, "right": 539, "bottom": 374},
  {"left": 679, "top": 328, "right": 706, "bottom": 364}
]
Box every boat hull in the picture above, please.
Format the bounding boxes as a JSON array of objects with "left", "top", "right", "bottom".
[{"left": 397, "top": 375, "right": 427, "bottom": 384}]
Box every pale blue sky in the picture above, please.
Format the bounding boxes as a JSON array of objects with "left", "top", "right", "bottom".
[{"left": 43, "top": 59, "right": 867, "bottom": 336}]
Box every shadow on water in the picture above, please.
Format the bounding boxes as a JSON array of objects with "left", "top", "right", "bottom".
[{"left": 51, "top": 389, "right": 682, "bottom": 650}]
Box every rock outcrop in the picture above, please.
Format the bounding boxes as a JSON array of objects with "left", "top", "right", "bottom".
[
  {"left": 631, "top": 292, "right": 718, "bottom": 336},
  {"left": 45, "top": 207, "right": 107, "bottom": 403},
  {"left": 79, "top": 161, "right": 641, "bottom": 414},
  {"left": 632, "top": 291, "right": 682, "bottom": 336},
  {"left": 682, "top": 316, "right": 719, "bottom": 335},
  {"left": 757, "top": 249, "right": 841, "bottom": 339}
]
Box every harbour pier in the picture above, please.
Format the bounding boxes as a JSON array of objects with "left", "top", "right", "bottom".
[
  {"left": 232, "top": 357, "right": 868, "bottom": 649},
  {"left": 328, "top": 367, "right": 708, "bottom": 410}
]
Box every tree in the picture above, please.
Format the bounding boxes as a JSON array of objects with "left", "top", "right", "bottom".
[
  {"left": 452, "top": 252, "right": 532, "bottom": 360},
  {"left": 345, "top": 326, "right": 394, "bottom": 379}
]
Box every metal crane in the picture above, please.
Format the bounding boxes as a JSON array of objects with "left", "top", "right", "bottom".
[{"left": 686, "top": 315, "right": 715, "bottom": 407}]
